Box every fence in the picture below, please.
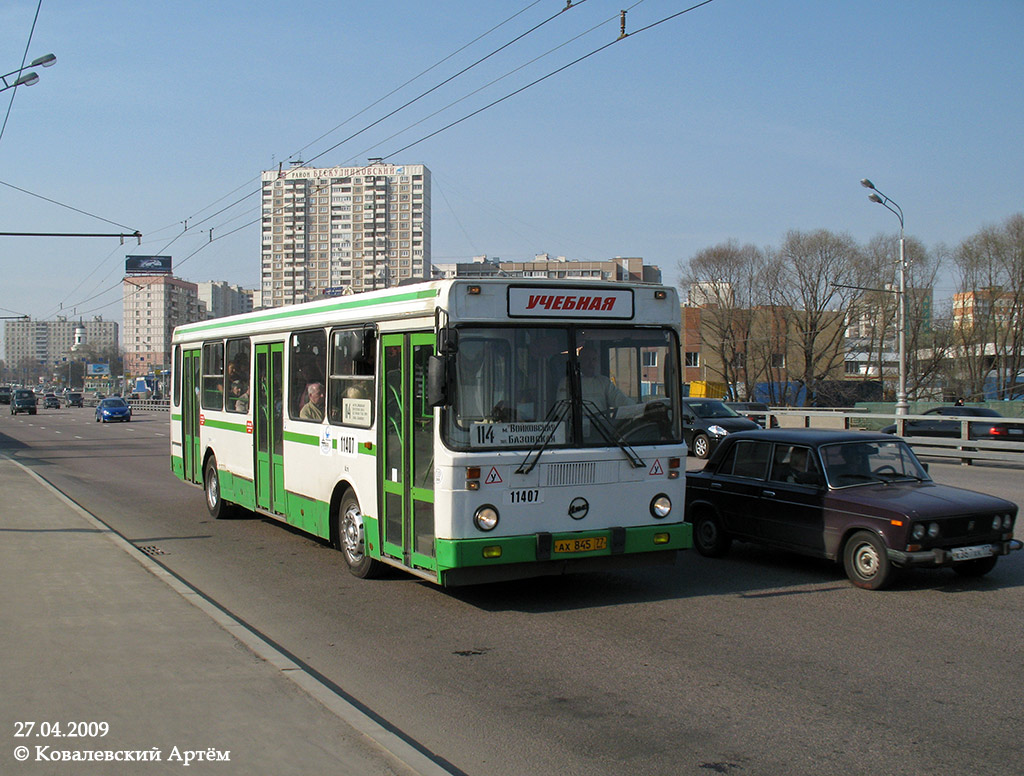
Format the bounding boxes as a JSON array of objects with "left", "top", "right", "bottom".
[{"left": 761, "top": 408, "right": 1024, "bottom": 465}]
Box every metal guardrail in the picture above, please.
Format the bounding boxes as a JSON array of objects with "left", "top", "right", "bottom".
[
  {"left": 757, "top": 409, "right": 1024, "bottom": 465},
  {"left": 84, "top": 397, "right": 170, "bottom": 412}
]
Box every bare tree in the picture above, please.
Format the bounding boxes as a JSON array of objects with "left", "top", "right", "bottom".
[
  {"left": 679, "top": 241, "right": 766, "bottom": 398},
  {"left": 950, "top": 213, "right": 1024, "bottom": 399},
  {"left": 766, "top": 229, "right": 868, "bottom": 405}
]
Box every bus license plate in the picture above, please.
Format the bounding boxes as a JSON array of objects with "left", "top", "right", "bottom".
[
  {"left": 951, "top": 544, "right": 995, "bottom": 562},
  {"left": 554, "top": 536, "right": 607, "bottom": 554}
]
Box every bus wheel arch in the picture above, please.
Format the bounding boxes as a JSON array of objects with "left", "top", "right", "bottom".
[
  {"left": 332, "top": 485, "right": 382, "bottom": 579},
  {"left": 203, "top": 451, "right": 233, "bottom": 519}
]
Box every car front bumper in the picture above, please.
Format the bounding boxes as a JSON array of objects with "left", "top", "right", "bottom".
[{"left": 888, "top": 539, "right": 1022, "bottom": 568}]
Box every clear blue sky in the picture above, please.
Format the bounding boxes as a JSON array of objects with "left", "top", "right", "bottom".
[{"left": 1, "top": 0, "right": 1021, "bottom": 340}]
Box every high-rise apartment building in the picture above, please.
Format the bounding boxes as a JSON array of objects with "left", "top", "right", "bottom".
[
  {"left": 196, "top": 281, "right": 254, "bottom": 320},
  {"left": 123, "top": 275, "right": 206, "bottom": 376},
  {"left": 4, "top": 316, "right": 118, "bottom": 374},
  {"left": 260, "top": 162, "right": 431, "bottom": 306}
]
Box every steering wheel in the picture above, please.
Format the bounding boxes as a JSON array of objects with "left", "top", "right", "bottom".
[{"left": 872, "top": 464, "right": 898, "bottom": 476}]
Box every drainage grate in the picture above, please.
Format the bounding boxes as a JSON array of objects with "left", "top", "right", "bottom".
[{"left": 137, "top": 545, "right": 168, "bottom": 557}]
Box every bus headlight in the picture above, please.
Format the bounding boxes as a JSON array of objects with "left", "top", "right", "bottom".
[
  {"left": 474, "top": 505, "right": 499, "bottom": 532},
  {"left": 650, "top": 494, "right": 672, "bottom": 519}
]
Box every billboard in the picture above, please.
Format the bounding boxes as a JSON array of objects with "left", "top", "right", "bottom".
[
  {"left": 87, "top": 363, "right": 111, "bottom": 376},
  {"left": 126, "top": 255, "right": 172, "bottom": 274}
]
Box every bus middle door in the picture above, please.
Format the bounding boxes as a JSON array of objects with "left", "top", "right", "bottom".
[
  {"left": 254, "top": 342, "right": 285, "bottom": 514},
  {"left": 181, "top": 348, "right": 202, "bottom": 484},
  {"left": 380, "top": 333, "right": 436, "bottom": 574}
]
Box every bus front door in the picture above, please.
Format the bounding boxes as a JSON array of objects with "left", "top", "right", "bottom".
[
  {"left": 380, "top": 333, "right": 436, "bottom": 574},
  {"left": 254, "top": 342, "right": 285, "bottom": 514},
  {"left": 181, "top": 348, "right": 202, "bottom": 484}
]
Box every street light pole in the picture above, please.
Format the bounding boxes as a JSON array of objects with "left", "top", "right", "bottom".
[{"left": 860, "top": 178, "right": 908, "bottom": 415}]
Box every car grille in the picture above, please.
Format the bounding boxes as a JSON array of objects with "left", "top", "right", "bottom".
[{"left": 937, "top": 514, "right": 1004, "bottom": 544}]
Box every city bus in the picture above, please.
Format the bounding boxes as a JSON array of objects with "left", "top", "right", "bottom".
[{"left": 170, "top": 279, "right": 691, "bottom": 585}]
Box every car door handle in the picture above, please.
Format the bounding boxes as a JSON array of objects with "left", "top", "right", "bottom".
[
  {"left": 710, "top": 482, "right": 722, "bottom": 489},
  {"left": 762, "top": 490, "right": 776, "bottom": 497}
]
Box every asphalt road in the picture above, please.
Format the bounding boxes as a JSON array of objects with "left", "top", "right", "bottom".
[{"left": 2, "top": 406, "right": 1022, "bottom": 776}]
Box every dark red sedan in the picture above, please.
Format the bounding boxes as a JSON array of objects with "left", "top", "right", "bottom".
[{"left": 685, "top": 429, "right": 1021, "bottom": 589}]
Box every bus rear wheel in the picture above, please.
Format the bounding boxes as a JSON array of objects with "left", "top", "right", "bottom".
[{"left": 338, "top": 489, "right": 381, "bottom": 579}]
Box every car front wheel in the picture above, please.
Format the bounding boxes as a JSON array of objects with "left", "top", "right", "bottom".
[
  {"left": 843, "top": 530, "right": 896, "bottom": 590},
  {"left": 693, "top": 510, "right": 731, "bottom": 557},
  {"left": 692, "top": 433, "right": 711, "bottom": 459}
]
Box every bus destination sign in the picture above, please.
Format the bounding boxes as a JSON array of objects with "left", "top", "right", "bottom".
[{"left": 506, "top": 287, "right": 634, "bottom": 319}]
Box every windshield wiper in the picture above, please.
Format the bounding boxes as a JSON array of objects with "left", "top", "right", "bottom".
[
  {"left": 516, "top": 400, "right": 570, "bottom": 475},
  {"left": 580, "top": 400, "right": 646, "bottom": 469}
]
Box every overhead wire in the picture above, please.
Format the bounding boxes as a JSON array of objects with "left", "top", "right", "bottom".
[
  {"left": 50, "top": 0, "right": 718, "bottom": 317},
  {"left": 0, "top": 0, "right": 43, "bottom": 147}
]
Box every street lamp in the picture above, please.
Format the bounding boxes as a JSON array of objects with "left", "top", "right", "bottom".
[
  {"left": 860, "top": 178, "right": 908, "bottom": 415},
  {"left": 0, "top": 53, "right": 57, "bottom": 93}
]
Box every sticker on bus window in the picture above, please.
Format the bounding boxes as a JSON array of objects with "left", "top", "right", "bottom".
[
  {"left": 343, "top": 398, "right": 372, "bottom": 426},
  {"left": 470, "top": 422, "right": 567, "bottom": 449}
]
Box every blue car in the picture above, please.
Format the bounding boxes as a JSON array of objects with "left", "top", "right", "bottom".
[{"left": 95, "top": 397, "right": 132, "bottom": 423}]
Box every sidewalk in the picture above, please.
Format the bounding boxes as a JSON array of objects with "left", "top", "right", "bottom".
[{"left": 0, "top": 457, "right": 442, "bottom": 776}]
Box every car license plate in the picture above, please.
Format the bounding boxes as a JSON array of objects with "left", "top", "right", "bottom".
[
  {"left": 951, "top": 544, "right": 995, "bottom": 562},
  {"left": 554, "top": 536, "right": 607, "bottom": 554}
]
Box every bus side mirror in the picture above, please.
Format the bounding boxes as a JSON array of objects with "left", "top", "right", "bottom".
[{"left": 427, "top": 354, "right": 449, "bottom": 407}]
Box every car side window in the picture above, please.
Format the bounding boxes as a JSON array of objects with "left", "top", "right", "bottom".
[
  {"left": 720, "top": 440, "right": 770, "bottom": 479},
  {"left": 769, "top": 444, "right": 821, "bottom": 486}
]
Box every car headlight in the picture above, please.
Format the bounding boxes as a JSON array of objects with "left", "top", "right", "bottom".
[
  {"left": 474, "top": 505, "right": 499, "bottom": 532},
  {"left": 992, "top": 516, "right": 1002, "bottom": 531},
  {"left": 708, "top": 425, "right": 728, "bottom": 437},
  {"left": 1004, "top": 515, "right": 1014, "bottom": 530},
  {"left": 927, "top": 522, "right": 940, "bottom": 538},
  {"left": 650, "top": 494, "right": 672, "bottom": 519},
  {"left": 912, "top": 524, "right": 926, "bottom": 541}
]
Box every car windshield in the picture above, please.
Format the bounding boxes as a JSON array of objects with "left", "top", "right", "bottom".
[
  {"left": 15, "top": 390, "right": 33, "bottom": 399},
  {"left": 102, "top": 398, "right": 128, "bottom": 408},
  {"left": 687, "top": 400, "right": 739, "bottom": 419},
  {"left": 441, "top": 325, "right": 681, "bottom": 450},
  {"left": 820, "top": 439, "right": 929, "bottom": 487}
]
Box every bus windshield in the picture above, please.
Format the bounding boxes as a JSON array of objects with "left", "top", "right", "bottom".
[{"left": 443, "top": 326, "right": 680, "bottom": 450}]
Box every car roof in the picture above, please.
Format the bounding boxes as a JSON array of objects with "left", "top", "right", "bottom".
[{"left": 719, "top": 428, "right": 894, "bottom": 446}]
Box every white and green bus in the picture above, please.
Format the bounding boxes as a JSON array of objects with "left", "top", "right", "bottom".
[{"left": 170, "top": 279, "right": 691, "bottom": 585}]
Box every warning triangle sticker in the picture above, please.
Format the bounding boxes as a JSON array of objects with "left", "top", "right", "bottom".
[
  {"left": 485, "top": 467, "right": 503, "bottom": 484},
  {"left": 648, "top": 459, "right": 664, "bottom": 476}
]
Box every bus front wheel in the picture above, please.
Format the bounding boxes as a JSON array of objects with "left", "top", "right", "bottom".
[
  {"left": 338, "top": 489, "right": 382, "bottom": 579},
  {"left": 204, "top": 457, "right": 234, "bottom": 519}
]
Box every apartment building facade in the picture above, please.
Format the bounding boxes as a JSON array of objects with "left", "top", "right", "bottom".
[
  {"left": 260, "top": 162, "right": 431, "bottom": 306},
  {"left": 4, "top": 316, "right": 118, "bottom": 376},
  {"left": 122, "top": 275, "right": 206, "bottom": 376}
]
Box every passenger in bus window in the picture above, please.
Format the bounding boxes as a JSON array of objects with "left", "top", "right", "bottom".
[{"left": 299, "top": 382, "right": 325, "bottom": 421}]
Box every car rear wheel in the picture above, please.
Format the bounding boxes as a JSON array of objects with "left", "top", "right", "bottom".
[
  {"left": 692, "top": 433, "right": 711, "bottom": 459},
  {"left": 693, "top": 510, "right": 731, "bottom": 557},
  {"left": 336, "top": 488, "right": 382, "bottom": 579},
  {"left": 843, "top": 530, "right": 896, "bottom": 590},
  {"left": 952, "top": 556, "right": 998, "bottom": 577}
]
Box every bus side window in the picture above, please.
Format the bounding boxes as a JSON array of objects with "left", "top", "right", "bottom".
[
  {"left": 225, "top": 338, "right": 250, "bottom": 414},
  {"left": 289, "top": 329, "right": 327, "bottom": 422},
  {"left": 201, "top": 341, "right": 224, "bottom": 410},
  {"left": 328, "top": 329, "right": 375, "bottom": 428}
]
